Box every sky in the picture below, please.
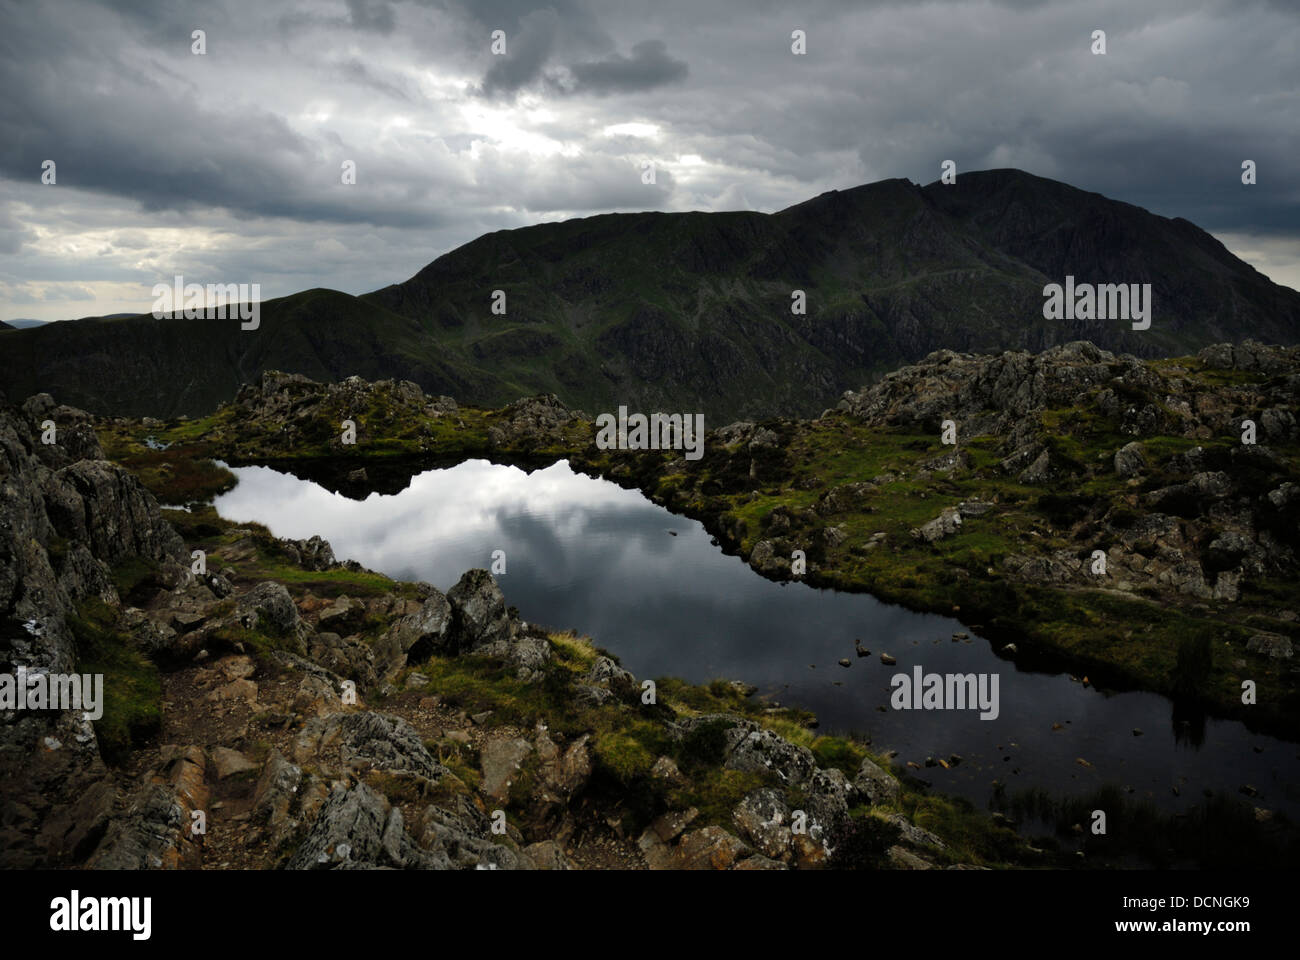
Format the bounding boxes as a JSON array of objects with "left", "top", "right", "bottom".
[{"left": 1, "top": 0, "right": 1297, "bottom": 323}]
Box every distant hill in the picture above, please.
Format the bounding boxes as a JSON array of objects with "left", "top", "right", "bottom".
[
  {"left": 2, "top": 169, "right": 1297, "bottom": 420},
  {"left": 0, "top": 290, "right": 498, "bottom": 418},
  {"left": 2, "top": 319, "right": 47, "bottom": 330}
]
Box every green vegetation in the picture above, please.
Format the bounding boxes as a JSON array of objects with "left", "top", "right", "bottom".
[
  {"left": 393, "top": 640, "right": 1057, "bottom": 866},
  {"left": 205, "top": 621, "right": 296, "bottom": 661},
  {"left": 99, "top": 422, "right": 236, "bottom": 504},
  {"left": 249, "top": 599, "right": 1283, "bottom": 870},
  {"left": 65, "top": 459, "right": 1294, "bottom": 869},
  {"left": 109, "top": 555, "right": 162, "bottom": 606},
  {"left": 827, "top": 815, "right": 903, "bottom": 869},
  {"left": 67, "top": 598, "right": 162, "bottom": 765}
]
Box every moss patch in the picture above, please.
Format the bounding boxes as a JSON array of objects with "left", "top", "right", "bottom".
[{"left": 67, "top": 599, "right": 162, "bottom": 765}]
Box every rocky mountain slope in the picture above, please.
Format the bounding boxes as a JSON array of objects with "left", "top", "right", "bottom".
[{"left": 3, "top": 170, "right": 1297, "bottom": 421}]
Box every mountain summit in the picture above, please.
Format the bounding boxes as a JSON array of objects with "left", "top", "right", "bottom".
[{"left": 3, "top": 169, "right": 1297, "bottom": 419}]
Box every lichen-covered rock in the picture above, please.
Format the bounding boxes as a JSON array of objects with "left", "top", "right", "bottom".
[
  {"left": 733, "top": 788, "right": 795, "bottom": 860},
  {"left": 377, "top": 589, "right": 452, "bottom": 674},
  {"left": 413, "top": 801, "right": 527, "bottom": 870},
  {"left": 87, "top": 748, "right": 207, "bottom": 870},
  {"left": 584, "top": 656, "right": 638, "bottom": 703},
  {"left": 235, "top": 581, "right": 301, "bottom": 636},
  {"left": 282, "top": 535, "right": 337, "bottom": 571},
  {"left": 1114, "top": 441, "right": 1147, "bottom": 478},
  {"left": 252, "top": 749, "right": 304, "bottom": 844},
  {"left": 286, "top": 781, "right": 444, "bottom": 870},
  {"left": 447, "top": 568, "right": 512, "bottom": 651},
  {"left": 297, "top": 711, "right": 446, "bottom": 782},
  {"left": 673, "top": 826, "right": 751, "bottom": 870},
  {"left": 911, "top": 507, "right": 962, "bottom": 543},
  {"left": 480, "top": 737, "right": 533, "bottom": 801},
  {"left": 0, "top": 398, "right": 190, "bottom": 865},
  {"left": 308, "top": 631, "right": 377, "bottom": 689},
  {"left": 487, "top": 394, "right": 588, "bottom": 449},
  {"left": 749, "top": 539, "right": 791, "bottom": 577},
  {"left": 1246, "top": 633, "right": 1294, "bottom": 660},
  {"left": 852, "top": 756, "right": 901, "bottom": 805}
]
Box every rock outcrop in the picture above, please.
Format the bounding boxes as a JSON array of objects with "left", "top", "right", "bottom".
[{"left": 0, "top": 396, "right": 189, "bottom": 867}]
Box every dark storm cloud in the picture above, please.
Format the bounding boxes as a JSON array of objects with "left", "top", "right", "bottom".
[
  {"left": 0, "top": 0, "right": 449, "bottom": 228},
  {"left": 480, "top": 7, "right": 562, "bottom": 96},
  {"left": 0, "top": 63, "right": 434, "bottom": 229},
  {"left": 566, "top": 39, "right": 689, "bottom": 96},
  {"left": 473, "top": 4, "right": 687, "bottom": 99},
  {"left": 345, "top": 0, "right": 397, "bottom": 34},
  {"left": 95, "top": 0, "right": 231, "bottom": 39},
  {"left": 0, "top": 0, "right": 1297, "bottom": 322},
  {"left": 434, "top": 0, "right": 593, "bottom": 35}
]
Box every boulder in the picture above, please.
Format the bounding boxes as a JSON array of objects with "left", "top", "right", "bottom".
[
  {"left": 583, "top": 656, "right": 638, "bottom": 703},
  {"left": 1114, "top": 441, "right": 1147, "bottom": 478},
  {"left": 1246, "top": 633, "right": 1293, "bottom": 660},
  {"left": 252, "top": 749, "right": 303, "bottom": 836},
  {"left": 733, "top": 788, "right": 794, "bottom": 861},
  {"left": 480, "top": 737, "right": 533, "bottom": 801},
  {"left": 318, "top": 596, "right": 365, "bottom": 632},
  {"left": 235, "top": 581, "right": 300, "bottom": 636},
  {"left": 674, "top": 826, "right": 751, "bottom": 870},
  {"left": 911, "top": 507, "right": 962, "bottom": 543},
  {"left": 852, "top": 756, "right": 901, "bottom": 805},
  {"left": 210, "top": 746, "right": 258, "bottom": 779},
  {"left": 286, "top": 781, "right": 444, "bottom": 870},
  {"left": 413, "top": 801, "right": 526, "bottom": 870},
  {"left": 447, "top": 569, "right": 512, "bottom": 651},
  {"left": 294, "top": 711, "right": 446, "bottom": 782},
  {"left": 376, "top": 590, "right": 452, "bottom": 672}
]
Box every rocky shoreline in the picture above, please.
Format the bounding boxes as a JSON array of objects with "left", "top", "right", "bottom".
[
  {"left": 1, "top": 392, "right": 1015, "bottom": 870},
  {"left": 138, "top": 341, "right": 1300, "bottom": 728},
  {"left": 153, "top": 340, "right": 1300, "bottom": 735}
]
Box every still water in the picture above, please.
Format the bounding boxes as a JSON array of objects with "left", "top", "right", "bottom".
[{"left": 213, "top": 458, "right": 1299, "bottom": 820}]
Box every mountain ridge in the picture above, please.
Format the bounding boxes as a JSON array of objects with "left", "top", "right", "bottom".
[{"left": 2, "top": 168, "right": 1297, "bottom": 420}]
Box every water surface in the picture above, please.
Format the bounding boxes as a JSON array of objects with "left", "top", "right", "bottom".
[{"left": 213, "top": 458, "right": 1300, "bottom": 820}]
